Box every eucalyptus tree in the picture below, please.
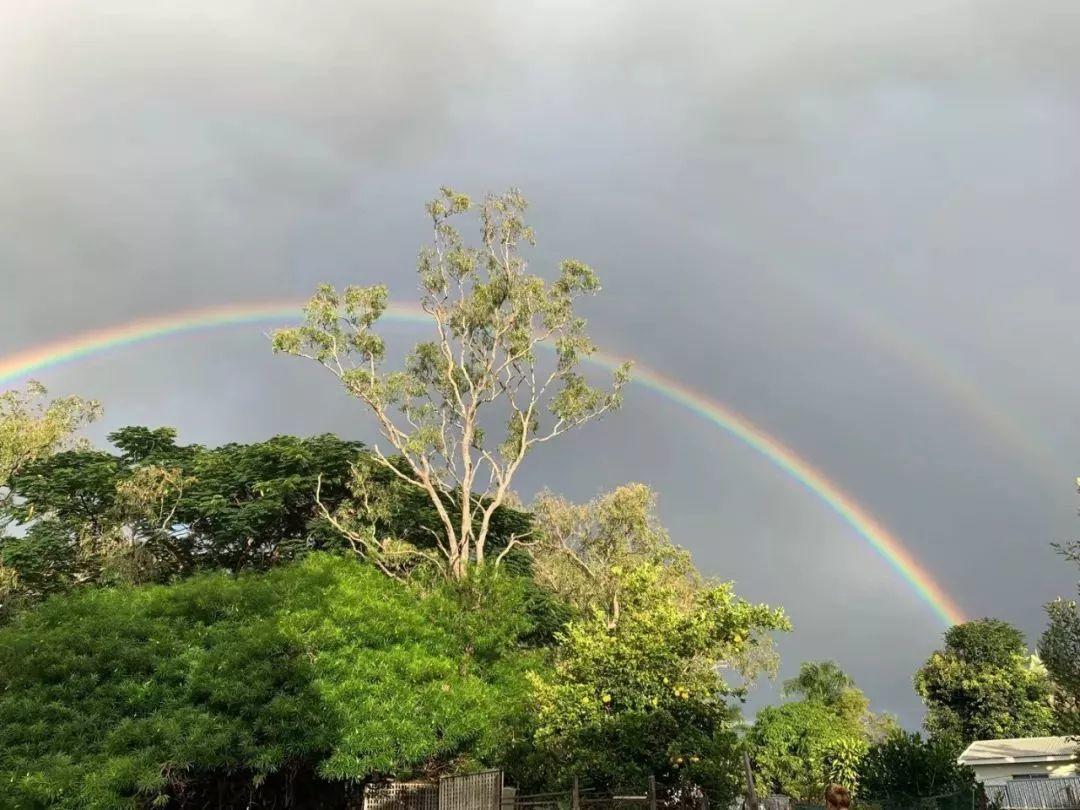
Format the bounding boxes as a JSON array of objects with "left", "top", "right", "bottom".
[{"left": 274, "top": 188, "right": 629, "bottom": 579}]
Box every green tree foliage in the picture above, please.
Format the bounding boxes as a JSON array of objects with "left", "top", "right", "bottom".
[
  {"left": 783, "top": 661, "right": 856, "bottom": 707},
  {"left": 858, "top": 731, "right": 974, "bottom": 808},
  {"left": 529, "top": 484, "right": 696, "bottom": 626},
  {"left": 750, "top": 662, "right": 881, "bottom": 800},
  {"left": 0, "top": 383, "right": 100, "bottom": 512},
  {"left": 0, "top": 427, "right": 534, "bottom": 605},
  {"left": 0, "top": 429, "right": 362, "bottom": 599},
  {"left": 748, "top": 701, "right": 868, "bottom": 801},
  {"left": 273, "top": 188, "right": 629, "bottom": 579},
  {"left": 0, "top": 383, "right": 100, "bottom": 614},
  {"left": 0, "top": 554, "right": 546, "bottom": 809},
  {"left": 522, "top": 517, "right": 789, "bottom": 798},
  {"left": 783, "top": 661, "right": 899, "bottom": 742},
  {"left": 1040, "top": 541, "right": 1080, "bottom": 733},
  {"left": 914, "top": 619, "right": 1055, "bottom": 747}
]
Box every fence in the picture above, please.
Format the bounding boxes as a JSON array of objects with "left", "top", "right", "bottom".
[
  {"left": 985, "top": 779, "right": 1080, "bottom": 810},
  {"left": 787, "top": 791, "right": 976, "bottom": 810},
  {"left": 503, "top": 776, "right": 708, "bottom": 810},
  {"left": 362, "top": 780, "right": 439, "bottom": 810},
  {"left": 362, "top": 772, "right": 700, "bottom": 810},
  {"left": 441, "top": 770, "right": 505, "bottom": 810}
]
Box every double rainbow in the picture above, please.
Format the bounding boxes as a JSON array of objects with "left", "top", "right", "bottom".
[{"left": 0, "top": 300, "right": 965, "bottom": 626}]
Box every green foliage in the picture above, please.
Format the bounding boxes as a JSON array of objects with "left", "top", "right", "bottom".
[
  {"left": 0, "top": 383, "right": 100, "bottom": 506},
  {"left": 941, "top": 619, "right": 1028, "bottom": 668},
  {"left": 273, "top": 188, "right": 629, "bottom": 578},
  {"left": 0, "top": 384, "right": 101, "bottom": 616},
  {"left": 782, "top": 661, "right": 897, "bottom": 742},
  {"left": 529, "top": 484, "right": 697, "bottom": 625},
  {"left": 0, "top": 429, "right": 363, "bottom": 601},
  {"left": 783, "top": 661, "right": 856, "bottom": 707},
  {"left": 749, "top": 661, "right": 884, "bottom": 802},
  {"left": 858, "top": 731, "right": 974, "bottom": 808},
  {"left": 0, "top": 427, "right": 534, "bottom": 608},
  {"left": 749, "top": 661, "right": 896, "bottom": 800},
  {"left": 523, "top": 560, "right": 789, "bottom": 799},
  {"left": 914, "top": 619, "right": 1055, "bottom": 746},
  {"left": 1039, "top": 541, "right": 1080, "bottom": 733},
  {"left": 0, "top": 554, "right": 545, "bottom": 808},
  {"left": 748, "top": 701, "right": 868, "bottom": 802}
]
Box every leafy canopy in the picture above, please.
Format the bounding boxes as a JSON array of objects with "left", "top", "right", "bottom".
[
  {"left": 523, "top": 488, "right": 788, "bottom": 798},
  {"left": 1, "top": 429, "right": 363, "bottom": 601},
  {"left": 529, "top": 484, "right": 696, "bottom": 626},
  {"left": 914, "top": 618, "right": 1055, "bottom": 746},
  {"left": 0, "top": 383, "right": 100, "bottom": 614},
  {"left": 0, "top": 382, "right": 100, "bottom": 525},
  {"left": 0, "top": 427, "right": 534, "bottom": 606},
  {"left": 0, "top": 554, "right": 546, "bottom": 809},
  {"left": 1040, "top": 540, "right": 1080, "bottom": 733},
  {"left": 858, "top": 731, "right": 974, "bottom": 808},
  {"left": 750, "top": 661, "right": 885, "bottom": 801},
  {"left": 748, "top": 700, "right": 867, "bottom": 802},
  {"left": 783, "top": 660, "right": 898, "bottom": 741}
]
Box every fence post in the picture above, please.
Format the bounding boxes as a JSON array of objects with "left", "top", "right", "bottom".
[
  {"left": 572, "top": 777, "right": 581, "bottom": 810},
  {"left": 742, "top": 751, "right": 759, "bottom": 810},
  {"left": 648, "top": 775, "right": 657, "bottom": 810}
]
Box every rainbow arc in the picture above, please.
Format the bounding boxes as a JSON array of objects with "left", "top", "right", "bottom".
[{"left": 0, "top": 300, "right": 965, "bottom": 626}]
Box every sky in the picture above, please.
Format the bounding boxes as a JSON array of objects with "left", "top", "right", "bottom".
[{"left": 3, "top": 0, "right": 1080, "bottom": 726}]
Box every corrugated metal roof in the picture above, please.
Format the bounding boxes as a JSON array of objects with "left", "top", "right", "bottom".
[{"left": 959, "top": 737, "right": 1079, "bottom": 764}]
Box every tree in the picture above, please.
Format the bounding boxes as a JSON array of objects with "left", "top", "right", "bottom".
[
  {"left": 748, "top": 701, "right": 868, "bottom": 801},
  {"left": 273, "top": 188, "right": 630, "bottom": 579},
  {"left": 529, "top": 483, "right": 696, "bottom": 626},
  {"left": 1040, "top": 541, "right": 1080, "bottom": 733},
  {"left": 914, "top": 619, "right": 1055, "bottom": 747},
  {"left": 1, "top": 428, "right": 363, "bottom": 594},
  {"left": 859, "top": 730, "right": 974, "bottom": 809},
  {"left": 0, "top": 383, "right": 99, "bottom": 614},
  {"left": 0, "top": 553, "right": 546, "bottom": 808},
  {"left": 0, "top": 382, "right": 100, "bottom": 530},
  {"left": 783, "top": 661, "right": 857, "bottom": 707},
  {"left": 750, "top": 662, "right": 888, "bottom": 800},
  {"left": 2, "top": 425, "right": 539, "bottom": 609},
  {"left": 521, "top": 495, "right": 789, "bottom": 797},
  {"left": 783, "top": 660, "right": 898, "bottom": 742}
]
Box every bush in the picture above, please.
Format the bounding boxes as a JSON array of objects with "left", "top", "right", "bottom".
[
  {"left": 858, "top": 730, "right": 973, "bottom": 809},
  {"left": 0, "top": 554, "right": 546, "bottom": 808}
]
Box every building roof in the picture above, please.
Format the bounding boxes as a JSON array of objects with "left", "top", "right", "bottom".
[{"left": 958, "top": 737, "right": 1079, "bottom": 765}]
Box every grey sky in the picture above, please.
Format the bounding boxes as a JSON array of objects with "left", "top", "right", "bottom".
[{"left": 3, "top": 0, "right": 1080, "bottom": 726}]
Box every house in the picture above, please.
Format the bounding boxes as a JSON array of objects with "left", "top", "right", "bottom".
[{"left": 958, "top": 736, "right": 1079, "bottom": 784}]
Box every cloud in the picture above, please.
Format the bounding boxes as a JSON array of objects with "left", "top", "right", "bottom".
[{"left": 3, "top": 0, "right": 1079, "bottom": 726}]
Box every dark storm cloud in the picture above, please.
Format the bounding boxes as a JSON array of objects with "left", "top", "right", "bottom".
[{"left": 3, "top": 0, "right": 1080, "bottom": 725}]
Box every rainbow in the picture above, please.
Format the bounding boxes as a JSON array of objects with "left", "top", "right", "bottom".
[
  {"left": 0, "top": 300, "right": 965, "bottom": 626},
  {"left": 639, "top": 203, "right": 1057, "bottom": 489}
]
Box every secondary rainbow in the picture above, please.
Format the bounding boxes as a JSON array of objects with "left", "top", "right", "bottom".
[{"left": 0, "top": 300, "right": 966, "bottom": 626}]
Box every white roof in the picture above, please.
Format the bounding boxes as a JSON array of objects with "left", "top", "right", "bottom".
[{"left": 958, "top": 737, "right": 1079, "bottom": 765}]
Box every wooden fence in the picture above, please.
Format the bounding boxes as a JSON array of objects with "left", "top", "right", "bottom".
[
  {"left": 363, "top": 780, "right": 439, "bottom": 810},
  {"left": 440, "top": 770, "right": 505, "bottom": 810},
  {"left": 501, "top": 776, "right": 702, "bottom": 810},
  {"left": 363, "top": 772, "right": 691, "bottom": 810}
]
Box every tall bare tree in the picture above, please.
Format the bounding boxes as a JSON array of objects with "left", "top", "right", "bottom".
[{"left": 273, "top": 188, "right": 629, "bottom": 579}]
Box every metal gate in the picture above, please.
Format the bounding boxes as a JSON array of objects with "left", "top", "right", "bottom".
[{"left": 439, "top": 769, "right": 504, "bottom": 810}]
